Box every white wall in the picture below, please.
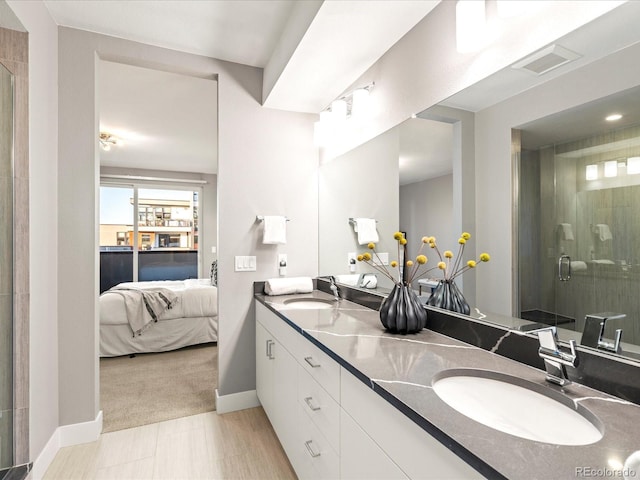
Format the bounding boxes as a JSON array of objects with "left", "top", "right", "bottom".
[
  {"left": 400, "top": 174, "right": 454, "bottom": 284},
  {"left": 318, "top": 127, "right": 399, "bottom": 290},
  {"left": 6, "top": 0, "right": 60, "bottom": 462},
  {"left": 474, "top": 38, "right": 640, "bottom": 317},
  {"left": 57, "top": 27, "right": 318, "bottom": 427}
]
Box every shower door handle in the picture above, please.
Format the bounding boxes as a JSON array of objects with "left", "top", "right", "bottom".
[{"left": 558, "top": 255, "right": 571, "bottom": 281}]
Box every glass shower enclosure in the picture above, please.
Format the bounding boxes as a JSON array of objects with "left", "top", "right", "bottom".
[{"left": 0, "top": 61, "right": 14, "bottom": 472}]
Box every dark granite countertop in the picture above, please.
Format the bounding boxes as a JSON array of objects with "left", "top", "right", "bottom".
[{"left": 256, "top": 290, "right": 640, "bottom": 480}]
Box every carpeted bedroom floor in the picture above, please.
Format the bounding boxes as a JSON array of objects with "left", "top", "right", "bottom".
[{"left": 100, "top": 343, "right": 218, "bottom": 433}]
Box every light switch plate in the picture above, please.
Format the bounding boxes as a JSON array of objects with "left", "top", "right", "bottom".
[
  {"left": 373, "top": 252, "right": 389, "bottom": 266},
  {"left": 235, "top": 255, "right": 257, "bottom": 271}
]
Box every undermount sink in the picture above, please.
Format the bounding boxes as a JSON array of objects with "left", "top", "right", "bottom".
[
  {"left": 282, "top": 297, "right": 336, "bottom": 309},
  {"left": 432, "top": 369, "right": 603, "bottom": 445}
]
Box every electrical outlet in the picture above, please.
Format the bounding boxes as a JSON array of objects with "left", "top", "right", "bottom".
[
  {"left": 348, "top": 252, "right": 357, "bottom": 272},
  {"left": 278, "top": 254, "right": 287, "bottom": 276}
]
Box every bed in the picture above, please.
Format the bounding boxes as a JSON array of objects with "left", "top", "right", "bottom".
[{"left": 99, "top": 279, "right": 218, "bottom": 357}]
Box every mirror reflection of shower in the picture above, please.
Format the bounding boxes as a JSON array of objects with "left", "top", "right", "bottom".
[{"left": 517, "top": 84, "right": 640, "bottom": 356}]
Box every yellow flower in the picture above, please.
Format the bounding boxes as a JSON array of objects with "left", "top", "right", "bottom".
[
  {"left": 390, "top": 260, "right": 398, "bottom": 268},
  {"left": 416, "top": 255, "right": 427, "bottom": 264},
  {"left": 467, "top": 260, "right": 477, "bottom": 268},
  {"left": 367, "top": 242, "right": 376, "bottom": 250},
  {"left": 363, "top": 252, "right": 372, "bottom": 261},
  {"left": 480, "top": 253, "right": 490, "bottom": 262},
  {"left": 462, "top": 232, "right": 471, "bottom": 240},
  {"left": 429, "top": 242, "right": 436, "bottom": 249},
  {"left": 421, "top": 236, "right": 430, "bottom": 244},
  {"left": 393, "top": 232, "right": 403, "bottom": 240},
  {"left": 400, "top": 238, "right": 407, "bottom": 245},
  {"left": 438, "top": 261, "right": 446, "bottom": 270},
  {"left": 357, "top": 254, "right": 364, "bottom": 262},
  {"left": 458, "top": 238, "right": 466, "bottom": 245},
  {"left": 406, "top": 260, "right": 414, "bottom": 267},
  {"left": 430, "top": 236, "right": 436, "bottom": 243},
  {"left": 444, "top": 250, "right": 453, "bottom": 259}
]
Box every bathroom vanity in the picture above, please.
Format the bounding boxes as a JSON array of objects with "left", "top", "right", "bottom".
[{"left": 255, "top": 288, "right": 640, "bottom": 479}]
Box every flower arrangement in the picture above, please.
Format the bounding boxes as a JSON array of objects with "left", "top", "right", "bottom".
[{"left": 357, "top": 231, "right": 490, "bottom": 285}]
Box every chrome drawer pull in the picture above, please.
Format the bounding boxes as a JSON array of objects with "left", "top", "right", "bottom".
[
  {"left": 304, "top": 440, "right": 321, "bottom": 458},
  {"left": 266, "top": 340, "right": 275, "bottom": 359},
  {"left": 304, "top": 356, "right": 321, "bottom": 368},
  {"left": 304, "top": 396, "right": 321, "bottom": 411}
]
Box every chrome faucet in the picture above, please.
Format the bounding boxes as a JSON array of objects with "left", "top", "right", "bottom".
[
  {"left": 534, "top": 326, "right": 579, "bottom": 386},
  {"left": 581, "top": 312, "right": 624, "bottom": 353},
  {"left": 317, "top": 276, "right": 340, "bottom": 301}
]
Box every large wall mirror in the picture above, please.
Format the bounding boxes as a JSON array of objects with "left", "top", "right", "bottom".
[{"left": 318, "top": 3, "right": 640, "bottom": 365}]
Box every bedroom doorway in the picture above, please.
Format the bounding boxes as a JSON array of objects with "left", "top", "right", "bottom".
[{"left": 97, "top": 58, "right": 219, "bottom": 432}]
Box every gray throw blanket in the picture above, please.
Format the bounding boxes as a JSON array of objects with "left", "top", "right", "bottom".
[{"left": 108, "top": 287, "right": 180, "bottom": 337}]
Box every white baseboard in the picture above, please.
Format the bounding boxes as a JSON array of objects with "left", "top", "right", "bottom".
[
  {"left": 30, "top": 410, "right": 103, "bottom": 480},
  {"left": 215, "top": 388, "right": 260, "bottom": 414}
]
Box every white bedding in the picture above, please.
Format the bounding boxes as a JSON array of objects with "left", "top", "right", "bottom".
[{"left": 99, "top": 279, "right": 218, "bottom": 357}]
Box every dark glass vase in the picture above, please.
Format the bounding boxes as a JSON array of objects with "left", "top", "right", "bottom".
[
  {"left": 379, "top": 283, "right": 427, "bottom": 334},
  {"left": 426, "top": 280, "right": 470, "bottom": 315}
]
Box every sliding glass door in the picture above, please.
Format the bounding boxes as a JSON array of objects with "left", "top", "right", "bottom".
[{"left": 99, "top": 184, "right": 200, "bottom": 292}]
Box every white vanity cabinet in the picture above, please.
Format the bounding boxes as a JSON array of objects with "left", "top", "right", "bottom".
[
  {"left": 255, "top": 300, "right": 484, "bottom": 479},
  {"left": 256, "top": 302, "right": 341, "bottom": 478}
]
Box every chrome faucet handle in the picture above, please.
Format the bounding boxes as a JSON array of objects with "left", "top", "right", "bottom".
[
  {"left": 536, "top": 328, "right": 578, "bottom": 386},
  {"left": 599, "top": 328, "right": 622, "bottom": 353},
  {"left": 581, "top": 313, "right": 624, "bottom": 353}
]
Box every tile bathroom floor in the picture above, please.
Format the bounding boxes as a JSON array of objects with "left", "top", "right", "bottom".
[{"left": 43, "top": 407, "right": 297, "bottom": 480}]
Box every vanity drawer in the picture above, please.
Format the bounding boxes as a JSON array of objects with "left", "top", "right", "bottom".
[
  {"left": 295, "top": 336, "right": 341, "bottom": 402},
  {"left": 298, "top": 364, "right": 340, "bottom": 453},
  {"left": 295, "top": 401, "right": 340, "bottom": 480}
]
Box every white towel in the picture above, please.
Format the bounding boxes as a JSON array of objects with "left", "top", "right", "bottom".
[
  {"left": 264, "top": 277, "right": 313, "bottom": 296},
  {"left": 595, "top": 224, "right": 612, "bottom": 241},
  {"left": 558, "top": 223, "right": 574, "bottom": 241},
  {"left": 334, "top": 274, "right": 360, "bottom": 286},
  {"left": 570, "top": 260, "right": 587, "bottom": 272},
  {"left": 354, "top": 218, "right": 379, "bottom": 245},
  {"left": 263, "top": 216, "right": 287, "bottom": 244}
]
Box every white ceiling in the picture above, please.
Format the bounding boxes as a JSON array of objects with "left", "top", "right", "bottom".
[{"left": 98, "top": 60, "right": 218, "bottom": 174}]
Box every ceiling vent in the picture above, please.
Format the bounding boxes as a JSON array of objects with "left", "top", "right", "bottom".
[{"left": 512, "top": 44, "right": 581, "bottom": 76}]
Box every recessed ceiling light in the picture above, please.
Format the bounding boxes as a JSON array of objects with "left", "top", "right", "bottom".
[{"left": 605, "top": 114, "right": 622, "bottom": 122}]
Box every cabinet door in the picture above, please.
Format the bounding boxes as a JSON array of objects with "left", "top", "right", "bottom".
[
  {"left": 256, "top": 321, "right": 274, "bottom": 417},
  {"left": 341, "top": 408, "right": 409, "bottom": 480},
  {"left": 270, "top": 336, "right": 300, "bottom": 456}
]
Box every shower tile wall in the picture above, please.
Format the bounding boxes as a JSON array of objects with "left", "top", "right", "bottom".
[{"left": 0, "top": 26, "right": 29, "bottom": 468}]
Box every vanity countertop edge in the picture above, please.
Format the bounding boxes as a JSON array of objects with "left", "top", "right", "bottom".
[{"left": 254, "top": 289, "right": 640, "bottom": 480}]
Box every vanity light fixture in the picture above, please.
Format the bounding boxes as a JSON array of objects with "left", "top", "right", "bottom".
[
  {"left": 585, "top": 164, "right": 598, "bottom": 181},
  {"left": 314, "top": 82, "right": 375, "bottom": 147},
  {"left": 605, "top": 113, "right": 623, "bottom": 122},
  {"left": 604, "top": 160, "right": 618, "bottom": 178},
  {"left": 99, "top": 132, "right": 122, "bottom": 151}
]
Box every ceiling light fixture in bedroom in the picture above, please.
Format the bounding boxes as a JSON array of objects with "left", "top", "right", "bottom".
[{"left": 99, "top": 132, "right": 122, "bottom": 151}]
